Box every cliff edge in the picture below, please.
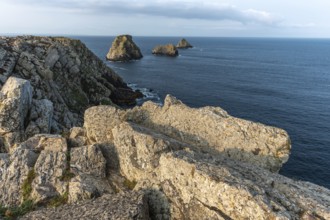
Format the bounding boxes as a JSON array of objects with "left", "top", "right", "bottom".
[{"left": 0, "top": 37, "right": 329, "bottom": 220}]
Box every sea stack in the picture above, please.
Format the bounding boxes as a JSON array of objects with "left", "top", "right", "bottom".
[
  {"left": 106, "top": 35, "right": 143, "bottom": 62},
  {"left": 152, "top": 44, "right": 178, "bottom": 57},
  {"left": 176, "top": 38, "right": 193, "bottom": 48}
]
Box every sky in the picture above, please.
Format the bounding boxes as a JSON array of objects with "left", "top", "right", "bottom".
[{"left": 0, "top": 0, "right": 330, "bottom": 38}]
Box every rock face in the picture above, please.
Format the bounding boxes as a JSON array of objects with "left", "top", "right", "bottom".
[
  {"left": 20, "top": 191, "right": 150, "bottom": 220},
  {"left": 0, "top": 36, "right": 140, "bottom": 134},
  {"left": 152, "top": 44, "right": 178, "bottom": 57},
  {"left": 0, "top": 36, "right": 329, "bottom": 220},
  {"left": 106, "top": 35, "right": 143, "bottom": 62},
  {"left": 176, "top": 38, "right": 193, "bottom": 48}
]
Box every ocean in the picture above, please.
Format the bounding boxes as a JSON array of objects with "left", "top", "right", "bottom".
[{"left": 77, "top": 36, "right": 330, "bottom": 189}]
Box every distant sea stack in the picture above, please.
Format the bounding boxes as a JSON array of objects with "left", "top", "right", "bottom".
[
  {"left": 106, "top": 35, "right": 143, "bottom": 62},
  {"left": 152, "top": 44, "right": 178, "bottom": 57},
  {"left": 176, "top": 38, "right": 193, "bottom": 48}
]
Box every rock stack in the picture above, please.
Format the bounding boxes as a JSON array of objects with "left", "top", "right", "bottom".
[
  {"left": 176, "top": 38, "right": 193, "bottom": 48},
  {"left": 152, "top": 44, "right": 178, "bottom": 57},
  {"left": 0, "top": 36, "right": 329, "bottom": 220},
  {"left": 106, "top": 35, "right": 143, "bottom": 62}
]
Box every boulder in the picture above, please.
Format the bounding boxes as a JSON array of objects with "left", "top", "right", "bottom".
[
  {"left": 0, "top": 77, "right": 32, "bottom": 152},
  {"left": 176, "top": 38, "right": 193, "bottom": 48},
  {"left": 106, "top": 35, "right": 143, "bottom": 62},
  {"left": 152, "top": 44, "right": 178, "bottom": 57}
]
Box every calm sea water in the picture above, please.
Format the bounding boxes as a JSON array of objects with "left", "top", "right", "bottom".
[{"left": 76, "top": 36, "right": 330, "bottom": 189}]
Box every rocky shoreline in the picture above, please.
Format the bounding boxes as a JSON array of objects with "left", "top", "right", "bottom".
[{"left": 0, "top": 36, "right": 329, "bottom": 219}]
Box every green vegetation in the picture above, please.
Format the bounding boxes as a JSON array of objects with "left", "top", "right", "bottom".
[
  {"left": 0, "top": 200, "right": 34, "bottom": 220},
  {"left": 123, "top": 179, "right": 137, "bottom": 190},
  {"left": 21, "top": 169, "right": 36, "bottom": 201},
  {"left": 60, "top": 170, "right": 75, "bottom": 182},
  {"left": 48, "top": 191, "right": 69, "bottom": 208}
]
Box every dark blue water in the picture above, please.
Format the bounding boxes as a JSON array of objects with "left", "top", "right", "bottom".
[{"left": 76, "top": 36, "right": 330, "bottom": 189}]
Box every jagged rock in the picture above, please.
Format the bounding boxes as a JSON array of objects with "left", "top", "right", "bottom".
[
  {"left": 25, "top": 99, "right": 53, "bottom": 137},
  {"left": 31, "top": 150, "right": 67, "bottom": 203},
  {"left": 84, "top": 106, "right": 125, "bottom": 144},
  {"left": 127, "top": 95, "right": 290, "bottom": 172},
  {"left": 0, "top": 148, "right": 38, "bottom": 206},
  {"left": 152, "top": 44, "right": 178, "bottom": 57},
  {"left": 70, "top": 145, "right": 106, "bottom": 178},
  {"left": 112, "top": 122, "right": 185, "bottom": 181},
  {"left": 157, "top": 150, "right": 330, "bottom": 219},
  {"left": 21, "top": 191, "right": 150, "bottom": 220},
  {"left": 0, "top": 77, "right": 32, "bottom": 152},
  {"left": 176, "top": 38, "right": 193, "bottom": 49},
  {"left": 106, "top": 35, "right": 143, "bottom": 62},
  {"left": 19, "top": 134, "right": 67, "bottom": 153},
  {"left": 0, "top": 36, "right": 140, "bottom": 133},
  {"left": 68, "top": 127, "right": 87, "bottom": 148},
  {"left": 68, "top": 175, "right": 100, "bottom": 204}
]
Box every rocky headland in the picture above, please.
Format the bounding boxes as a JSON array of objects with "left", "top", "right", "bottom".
[
  {"left": 152, "top": 44, "right": 178, "bottom": 57},
  {"left": 0, "top": 36, "right": 329, "bottom": 220},
  {"left": 176, "top": 38, "right": 193, "bottom": 49},
  {"left": 106, "top": 35, "right": 143, "bottom": 62}
]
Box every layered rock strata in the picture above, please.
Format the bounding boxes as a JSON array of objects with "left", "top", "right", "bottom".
[
  {"left": 152, "top": 44, "right": 178, "bottom": 57},
  {"left": 0, "top": 36, "right": 140, "bottom": 134},
  {"left": 0, "top": 37, "right": 329, "bottom": 219},
  {"left": 106, "top": 35, "right": 143, "bottom": 62}
]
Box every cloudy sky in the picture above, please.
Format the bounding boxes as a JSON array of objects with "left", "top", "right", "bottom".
[{"left": 0, "top": 0, "right": 329, "bottom": 37}]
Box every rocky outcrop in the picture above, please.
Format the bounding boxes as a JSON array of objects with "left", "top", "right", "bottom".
[
  {"left": 0, "top": 36, "right": 140, "bottom": 134},
  {"left": 0, "top": 77, "right": 32, "bottom": 153},
  {"left": 106, "top": 35, "right": 143, "bottom": 62},
  {"left": 152, "top": 44, "right": 178, "bottom": 57},
  {"left": 20, "top": 191, "right": 150, "bottom": 220},
  {"left": 176, "top": 38, "right": 193, "bottom": 48},
  {"left": 0, "top": 36, "right": 329, "bottom": 220}
]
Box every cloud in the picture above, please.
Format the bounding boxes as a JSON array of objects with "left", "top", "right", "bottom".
[{"left": 6, "top": 0, "right": 282, "bottom": 26}]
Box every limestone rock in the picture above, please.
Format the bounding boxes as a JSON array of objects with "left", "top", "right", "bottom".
[
  {"left": 0, "top": 148, "right": 38, "bottom": 206},
  {"left": 112, "top": 122, "right": 185, "bottom": 181},
  {"left": 84, "top": 105, "right": 125, "bottom": 144},
  {"left": 19, "top": 134, "right": 67, "bottom": 153},
  {"left": 106, "top": 35, "right": 143, "bottom": 62},
  {"left": 68, "top": 127, "right": 87, "bottom": 148},
  {"left": 21, "top": 191, "right": 150, "bottom": 220},
  {"left": 0, "top": 36, "right": 141, "bottom": 133},
  {"left": 31, "top": 150, "right": 68, "bottom": 203},
  {"left": 25, "top": 99, "right": 53, "bottom": 137},
  {"left": 127, "top": 95, "right": 290, "bottom": 172},
  {"left": 70, "top": 145, "right": 106, "bottom": 178},
  {"left": 176, "top": 38, "right": 193, "bottom": 48},
  {"left": 68, "top": 175, "right": 100, "bottom": 204},
  {"left": 157, "top": 150, "right": 330, "bottom": 220},
  {"left": 152, "top": 44, "right": 178, "bottom": 57},
  {"left": 0, "top": 77, "right": 32, "bottom": 152}
]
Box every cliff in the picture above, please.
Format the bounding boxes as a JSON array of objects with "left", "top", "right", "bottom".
[
  {"left": 106, "top": 35, "right": 143, "bottom": 62},
  {"left": 0, "top": 37, "right": 329, "bottom": 220},
  {"left": 0, "top": 36, "right": 141, "bottom": 135}
]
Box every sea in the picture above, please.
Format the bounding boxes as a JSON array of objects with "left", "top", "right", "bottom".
[{"left": 76, "top": 36, "right": 330, "bottom": 189}]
